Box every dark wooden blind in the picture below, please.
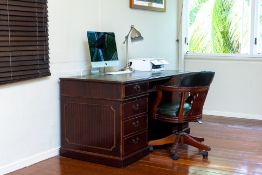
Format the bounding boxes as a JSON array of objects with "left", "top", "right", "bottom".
[{"left": 0, "top": 0, "right": 50, "bottom": 85}]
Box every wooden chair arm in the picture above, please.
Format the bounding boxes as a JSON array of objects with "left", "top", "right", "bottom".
[
  {"left": 157, "top": 85, "right": 209, "bottom": 93},
  {"left": 152, "top": 85, "right": 209, "bottom": 122}
]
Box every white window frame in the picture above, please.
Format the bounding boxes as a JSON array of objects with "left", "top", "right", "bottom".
[
  {"left": 253, "top": 0, "right": 262, "bottom": 55},
  {"left": 185, "top": 0, "right": 262, "bottom": 58}
]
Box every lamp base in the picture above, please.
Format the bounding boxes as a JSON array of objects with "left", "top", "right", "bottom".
[{"left": 120, "top": 62, "right": 134, "bottom": 72}]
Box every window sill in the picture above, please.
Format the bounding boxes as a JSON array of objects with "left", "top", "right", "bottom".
[{"left": 185, "top": 53, "right": 262, "bottom": 62}]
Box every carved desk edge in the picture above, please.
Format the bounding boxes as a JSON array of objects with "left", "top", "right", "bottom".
[{"left": 59, "top": 70, "right": 190, "bottom": 84}]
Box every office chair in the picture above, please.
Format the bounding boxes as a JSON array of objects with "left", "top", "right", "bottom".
[{"left": 148, "top": 71, "right": 215, "bottom": 160}]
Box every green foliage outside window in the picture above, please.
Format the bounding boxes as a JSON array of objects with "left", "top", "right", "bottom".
[{"left": 188, "top": 0, "right": 250, "bottom": 54}]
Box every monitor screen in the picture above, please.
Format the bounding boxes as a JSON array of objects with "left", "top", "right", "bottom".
[{"left": 87, "top": 31, "right": 119, "bottom": 68}]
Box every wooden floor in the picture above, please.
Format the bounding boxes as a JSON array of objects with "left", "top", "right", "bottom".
[{"left": 7, "top": 116, "right": 262, "bottom": 175}]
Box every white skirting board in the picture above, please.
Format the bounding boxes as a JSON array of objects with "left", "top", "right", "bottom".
[
  {"left": 0, "top": 147, "right": 59, "bottom": 175},
  {"left": 204, "top": 110, "right": 262, "bottom": 120}
]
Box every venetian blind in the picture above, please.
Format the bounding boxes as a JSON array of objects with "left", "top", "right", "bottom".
[{"left": 0, "top": 0, "right": 50, "bottom": 85}]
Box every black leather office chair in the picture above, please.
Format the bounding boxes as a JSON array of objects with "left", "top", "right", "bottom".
[{"left": 148, "top": 71, "right": 215, "bottom": 160}]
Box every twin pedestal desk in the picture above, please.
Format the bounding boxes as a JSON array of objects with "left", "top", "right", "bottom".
[{"left": 60, "top": 70, "right": 190, "bottom": 167}]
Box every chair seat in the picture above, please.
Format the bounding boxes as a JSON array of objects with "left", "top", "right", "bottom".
[{"left": 157, "top": 102, "right": 192, "bottom": 117}]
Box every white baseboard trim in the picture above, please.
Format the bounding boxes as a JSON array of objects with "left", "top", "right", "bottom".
[
  {"left": 0, "top": 147, "right": 59, "bottom": 175},
  {"left": 204, "top": 110, "right": 262, "bottom": 120}
]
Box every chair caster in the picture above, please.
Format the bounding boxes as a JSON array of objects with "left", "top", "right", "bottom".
[
  {"left": 171, "top": 154, "right": 179, "bottom": 160},
  {"left": 202, "top": 151, "right": 208, "bottom": 159},
  {"left": 149, "top": 146, "right": 154, "bottom": 152}
]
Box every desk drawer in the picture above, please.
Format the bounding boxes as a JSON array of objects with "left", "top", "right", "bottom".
[
  {"left": 123, "top": 131, "right": 147, "bottom": 156},
  {"left": 124, "top": 115, "right": 147, "bottom": 137},
  {"left": 123, "top": 97, "right": 148, "bottom": 119},
  {"left": 124, "top": 82, "right": 148, "bottom": 97}
]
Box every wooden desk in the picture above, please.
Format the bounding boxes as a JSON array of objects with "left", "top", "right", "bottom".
[{"left": 60, "top": 70, "right": 190, "bottom": 167}]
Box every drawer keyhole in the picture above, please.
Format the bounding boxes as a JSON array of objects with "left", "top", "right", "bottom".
[
  {"left": 132, "top": 137, "right": 140, "bottom": 144},
  {"left": 132, "top": 120, "right": 140, "bottom": 128},
  {"left": 133, "top": 85, "right": 141, "bottom": 92},
  {"left": 132, "top": 103, "right": 140, "bottom": 111}
]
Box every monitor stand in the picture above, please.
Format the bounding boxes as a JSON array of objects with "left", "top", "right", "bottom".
[
  {"left": 99, "top": 67, "right": 106, "bottom": 74},
  {"left": 90, "top": 67, "right": 107, "bottom": 74}
]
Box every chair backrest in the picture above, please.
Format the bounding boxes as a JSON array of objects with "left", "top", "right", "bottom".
[{"left": 180, "top": 71, "right": 215, "bottom": 87}]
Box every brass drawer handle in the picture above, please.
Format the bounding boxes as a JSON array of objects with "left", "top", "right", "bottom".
[
  {"left": 132, "top": 120, "right": 140, "bottom": 128},
  {"left": 132, "top": 137, "right": 140, "bottom": 144},
  {"left": 132, "top": 103, "right": 140, "bottom": 111},
  {"left": 133, "top": 85, "right": 141, "bottom": 92}
]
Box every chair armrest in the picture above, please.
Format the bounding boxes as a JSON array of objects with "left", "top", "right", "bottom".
[
  {"left": 153, "top": 85, "right": 209, "bottom": 122},
  {"left": 157, "top": 85, "right": 209, "bottom": 93}
]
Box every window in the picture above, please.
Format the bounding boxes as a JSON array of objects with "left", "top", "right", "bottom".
[
  {"left": 187, "top": 0, "right": 262, "bottom": 56},
  {"left": 0, "top": 0, "right": 50, "bottom": 85},
  {"left": 258, "top": 0, "right": 262, "bottom": 54}
]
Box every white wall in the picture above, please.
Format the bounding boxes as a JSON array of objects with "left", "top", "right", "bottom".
[
  {"left": 185, "top": 56, "right": 262, "bottom": 120},
  {"left": 0, "top": 0, "right": 177, "bottom": 174},
  {"left": 100, "top": 0, "right": 177, "bottom": 69}
]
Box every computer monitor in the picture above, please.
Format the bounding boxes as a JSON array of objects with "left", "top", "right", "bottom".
[{"left": 87, "top": 31, "right": 119, "bottom": 68}]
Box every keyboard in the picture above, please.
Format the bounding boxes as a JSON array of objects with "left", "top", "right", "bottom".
[{"left": 105, "top": 70, "right": 133, "bottom": 75}]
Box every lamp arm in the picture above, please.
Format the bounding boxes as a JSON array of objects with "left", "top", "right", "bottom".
[
  {"left": 123, "top": 25, "right": 135, "bottom": 69},
  {"left": 123, "top": 26, "right": 133, "bottom": 44},
  {"left": 125, "top": 37, "right": 129, "bottom": 67},
  {"left": 122, "top": 25, "right": 137, "bottom": 71}
]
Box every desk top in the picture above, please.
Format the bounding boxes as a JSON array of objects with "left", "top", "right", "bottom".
[{"left": 60, "top": 70, "right": 188, "bottom": 84}]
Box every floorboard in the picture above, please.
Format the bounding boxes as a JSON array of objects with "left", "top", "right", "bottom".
[{"left": 7, "top": 115, "right": 262, "bottom": 175}]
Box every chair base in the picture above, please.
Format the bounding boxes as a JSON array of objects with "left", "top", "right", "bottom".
[{"left": 148, "top": 128, "right": 211, "bottom": 160}]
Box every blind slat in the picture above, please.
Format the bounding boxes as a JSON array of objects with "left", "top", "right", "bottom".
[
  {"left": 0, "top": 15, "right": 48, "bottom": 23},
  {"left": 0, "top": 21, "right": 48, "bottom": 27},
  {"left": 0, "top": 0, "right": 47, "bottom": 5},
  {"left": 0, "top": 64, "right": 49, "bottom": 73},
  {"left": 0, "top": 41, "right": 48, "bottom": 47},
  {"left": 0, "top": 0, "right": 46, "bottom": 8},
  {"left": 0, "top": 26, "right": 47, "bottom": 32},
  {"left": 0, "top": 5, "right": 46, "bottom": 13},
  {"left": 0, "top": 36, "right": 48, "bottom": 41},
  {"left": 0, "top": 60, "right": 49, "bottom": 67},
  {"left": 0, "top": 31, "right": 48, "bottom": 37},
  {"left": 0, "top": 50, "right": 49, "bottom": 57},
  {"left": 0, "top": 10, "right": 48, "bottom": 17},
  {"left": 12, "top": 68, "right": 49, "bottom": 76},
  {"left": 0, "top": 55, "right": 49, "bottom": 62},
  {"left": 0, "top": 46, "right": 48, "bottom": 52}
]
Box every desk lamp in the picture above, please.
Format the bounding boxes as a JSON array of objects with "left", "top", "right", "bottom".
[{"left": 123, "top": 25, "right": 143, "bottom": 71}]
